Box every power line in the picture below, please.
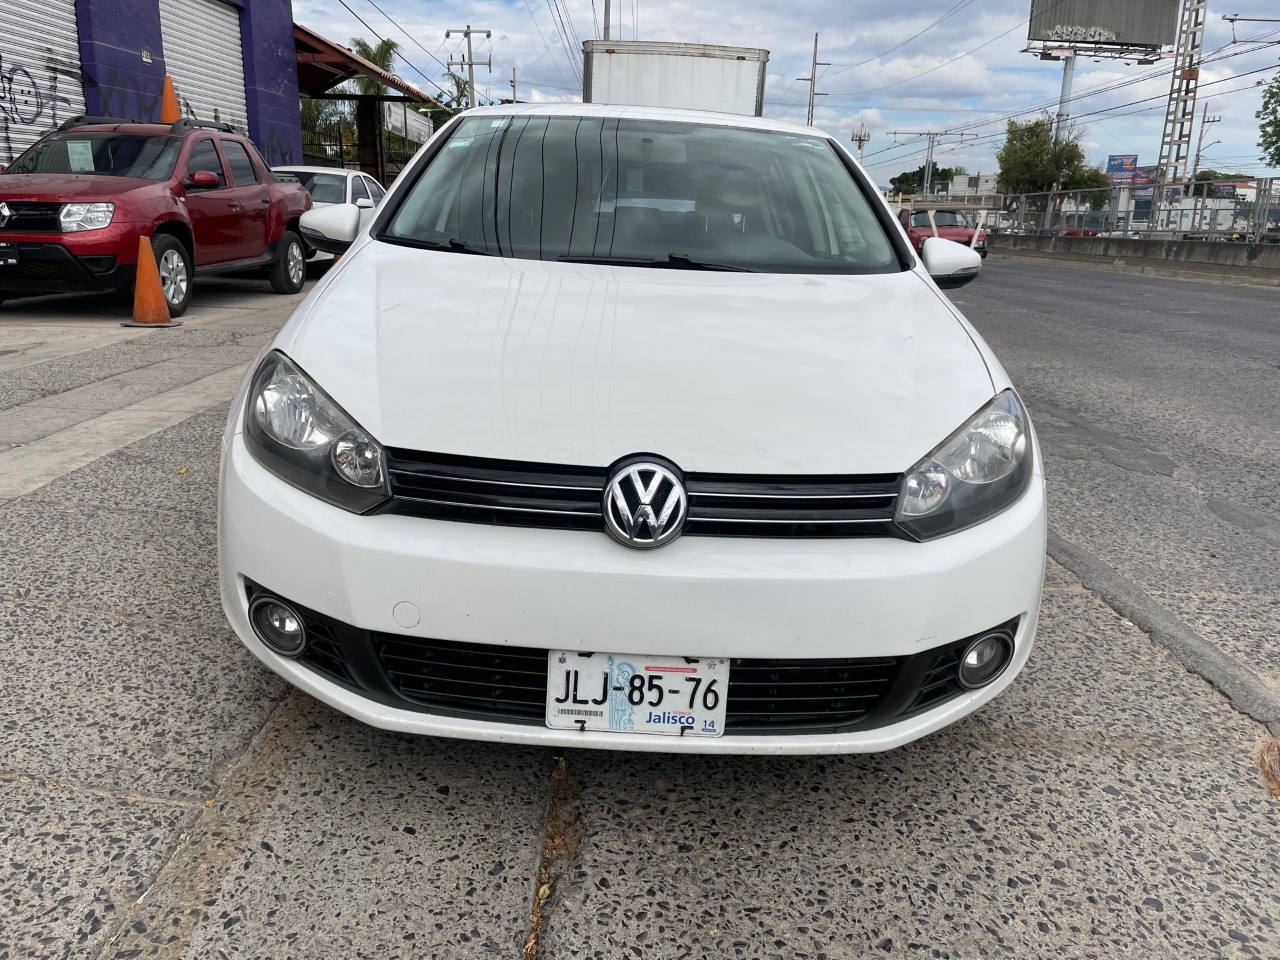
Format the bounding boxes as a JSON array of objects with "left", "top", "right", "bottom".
[
  {"left": 333, "top": 0, "right": 454, "bottom": 106},
  {"left": 521, "top": 0, "right": 575, "bottom": 89},
  {"left": 821, "top": 0, "right": 977, "bottom": 79}
]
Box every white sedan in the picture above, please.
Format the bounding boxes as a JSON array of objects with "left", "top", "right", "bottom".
[
  {"left": 222, "top": 104, "right": 1045, "bottom": 755},
  {"left": 270, "top": 165, "right": 384, "bottom": 259}
]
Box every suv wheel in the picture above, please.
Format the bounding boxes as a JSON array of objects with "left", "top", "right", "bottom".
[
  {"left": 152, "top": 234, "right": 193, "bottom": 318},
  {"left": 270, "top": 231, "right": 307, "bottom": 294}
]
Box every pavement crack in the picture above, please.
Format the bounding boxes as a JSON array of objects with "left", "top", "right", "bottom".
[
  {"left": 0, "top": 770, "right": 205, "bottom": 810},
  {"left": 522, "top": 754, "right": 583, "bottom": 960}
]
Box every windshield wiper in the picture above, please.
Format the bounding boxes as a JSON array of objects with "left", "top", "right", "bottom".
[
  {"left": 385, "top": 236, "right": 494, "bottom": 256},
  {"left": 557, "top": 253, "right": 756, "bottom": 272}
]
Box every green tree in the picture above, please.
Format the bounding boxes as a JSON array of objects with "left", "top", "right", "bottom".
[
  {"left": 889, "top": 162, "right": 968, "bottom": 196},
  {"left": 349, "top": 37, "right": 401, "bottom": 97},
  {"left": 1194, "top": 169, "right": 1252, "bottom": 182},
  {"left": 996, "top": 115, "right": 1096, "bottom": 197},
  {"left": 1064, "top": 166, "right": 1111, "bottom": 210},
  {"left": 1258, "top": 74, "right": 1280, "bottom": 168}
]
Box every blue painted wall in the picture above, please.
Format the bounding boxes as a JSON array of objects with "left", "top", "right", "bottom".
[
  {"left": 239, "top": 0, "right": 302, "bottom": 165},
  {"left": 75, "top": 0, "right": 169, "bottom": 122},
  {"left": 74, "top": 0, "right": 300, "bottom": 163}
]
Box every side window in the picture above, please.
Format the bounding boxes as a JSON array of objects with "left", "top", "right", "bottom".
[
  {"left": 186, "top": 139, "right": 226, "bottom": 185},
  {"left": 221, "top": 140, "right": 260, "bottom": 186},
  {"left": 350, "top": 176, "right": 369, "bottom": 202},
  {"left": 365, "top": 178, "right": 384, "bottom": 202}
]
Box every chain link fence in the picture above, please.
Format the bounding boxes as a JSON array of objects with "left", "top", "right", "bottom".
[{"left": 894, "top": 180, "right": 1279, "bottom": 244}]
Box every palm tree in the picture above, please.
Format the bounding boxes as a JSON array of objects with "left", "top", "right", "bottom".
[{"left": 349, "top": 37, "right": 401, "bottom": 98}]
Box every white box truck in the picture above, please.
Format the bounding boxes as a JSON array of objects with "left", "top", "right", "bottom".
[{"left": 581, "top": 40, "right": 769, "bottom": 117}]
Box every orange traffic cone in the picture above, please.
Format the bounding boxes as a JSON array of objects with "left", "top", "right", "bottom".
[
  {"left": 159, "top": 76, "right": 181, "bottom": 124},
  {"left": 121, "top": 236, "right": 182, "bottom": 328}
]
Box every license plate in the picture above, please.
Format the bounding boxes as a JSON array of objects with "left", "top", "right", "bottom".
[
  {"left": 0, "top": 243, "right": 16, "bottom": 267},
  {"left": 545, "top": 651, "right": 729, "bottom": 737}
]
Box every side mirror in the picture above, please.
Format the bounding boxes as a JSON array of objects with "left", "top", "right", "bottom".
[
  {"left": 300, "top": 203, "right": 362, "bottom": 255},
  {"left": 185, "top": 169, "right": 221, "bottom": 189},
  {"left": 354, "top": 197, "right": 375, "bottom": 209},
  {"left": 920, "top": 236, "right": 981, "bottom": 289}
]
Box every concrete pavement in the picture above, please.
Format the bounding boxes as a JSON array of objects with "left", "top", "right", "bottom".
[{"left": 0, "top": 263, "right": 1277, "bottom": 959}]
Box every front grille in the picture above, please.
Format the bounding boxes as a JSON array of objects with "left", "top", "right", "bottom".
[
  {"left": 376, "top": 633, "right": 548, "bottom": 721},
  {"left": 368, "top": 633, "right": 907, "bottom": 732},
  {"left": 0, "top": 202, "right": 63, "bottom": 232},
  {"left": 384, "top": 449, "right": 901, "bottom": 539},
  {"left": 245, "top": 579, "right": 1020, "bottom": 736}
]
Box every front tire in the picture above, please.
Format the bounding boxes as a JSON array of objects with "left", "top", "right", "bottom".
[
  {"left": 152, "top": 234, "right": 193, "bottom": 318},
  {"left": 270, "top": 231, "right": 306, "bottom": 294}
]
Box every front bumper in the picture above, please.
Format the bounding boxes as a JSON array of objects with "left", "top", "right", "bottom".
[
  {"left": 0, "top": 223, "right": 141, "bottom": 295},
  {"left": 218, "top": 431, "right": 1047, "bottom": 754}
]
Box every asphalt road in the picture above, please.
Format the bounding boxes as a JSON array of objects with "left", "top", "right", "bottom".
[{"left": 0, "top": 263, "right": 1277, "bottom": 960}]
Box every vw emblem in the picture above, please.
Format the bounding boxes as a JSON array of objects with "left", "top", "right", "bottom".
[
  {"left": 603, "top": 460, "right": 687, "bottom": 549},
  {"left": 0, "top": 202, "right": 9, "bottom": 227}
]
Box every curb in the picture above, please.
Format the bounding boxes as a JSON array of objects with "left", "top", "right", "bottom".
[
  {"left": 1048, "top": 530, "right": 1280, "bottom": 737},
  {"left": 989, "top": 250, "right": 1280, "bottom": 289}
]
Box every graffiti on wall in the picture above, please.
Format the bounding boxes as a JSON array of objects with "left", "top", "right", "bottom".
[
  {"left": 98, "top": 66, "right": 164, "bottom": 124},
  {"left": 0, "top": 50, "right": 82, "bottom": 162},
  {"left": 1043, "top": 24, "right": 1120, "bottom": 43}
]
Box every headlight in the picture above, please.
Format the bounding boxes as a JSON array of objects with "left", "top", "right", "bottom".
[
  {"left": 243, "top": 351, "right": 389, "bottom": 513},
  {"left": 60, "top": 202, "right": 115, "bottom": 231},
  {"left": 895, "top": 389, "right": 1033, "bottom": 540}
]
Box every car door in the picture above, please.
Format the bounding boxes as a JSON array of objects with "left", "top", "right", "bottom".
[
  {"left": 181, "top": 137, "right": 239, "bottom": 265},
  {"left": 220, "top": 138, "right": 270, "bottom": 260}
]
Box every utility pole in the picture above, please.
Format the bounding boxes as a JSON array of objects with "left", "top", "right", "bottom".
[
  {"left": 603, "top": 0, "right": 611, "bottom": 39},
  {"left": 886, "top": 131, "right": 977, "bottom": 197},
  {"left": 446, "top": 25, "right": 492, "bottom": 110},
  {"left": 1052, "top": 50, "right": 1077, "bottom": 142},
  {"left": 851, "top": 123, "right": 871, "bottom": 163},
  {"left": 1191, "top": 103, "right": 1221, "bottom": 179},
  {"left": 797, "top": 33, "right": 829, "bottom": 126},
  {"left": 510, "top": 67, "right": 517, "bottom": 103}
]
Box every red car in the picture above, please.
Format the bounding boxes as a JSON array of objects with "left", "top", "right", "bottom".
[
  {"left": 898, "top": 208, "right": 988, "bottom": 259},
  {"left": 0, "top": 116, "right": 312, "bottom": 317}
]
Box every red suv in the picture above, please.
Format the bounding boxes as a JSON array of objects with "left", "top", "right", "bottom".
[
  {"left": 0, "top": 116, "right": 312, "bottom": 317},
  {"left": 898, "top": 207, "right": 988, "bottom": 259}
]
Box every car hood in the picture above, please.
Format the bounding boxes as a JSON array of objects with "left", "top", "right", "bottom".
[
  {"left": 283, "top": 243, "right": 995, "bottom": 474},
  {"left": 0, "top": 173, "right": 156, "bottom": 201}
]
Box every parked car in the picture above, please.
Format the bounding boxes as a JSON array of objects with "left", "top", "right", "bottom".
[
  {"left": 271, "top": 166, "right": 384, "bottom": 261},
  {"left": 0, "top": 116, "right": 312, "bottom": 316},
  {"left": 898, "top": 207, "right": 988, "bottom": 258},
  {"left": 220, "top": 104, "right": 1043, "bottom": 755}
]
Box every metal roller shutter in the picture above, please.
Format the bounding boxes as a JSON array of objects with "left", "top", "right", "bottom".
[
  {"left": 0, "top": 0, "right": 86, "bottom": 164},
  {"left": 159, "top": 0, "right": 248, "bottom": 131}
]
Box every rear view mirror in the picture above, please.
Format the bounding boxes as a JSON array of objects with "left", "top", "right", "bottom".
[
  {"left": 355, "top": 197, "right": 375, "bottom": 209},
  {"left": 920, "top": 237, "right": 981, "bottom": 289},
  {"left": 186, "top": 169, "right": 220, "bottom": 189},
  {"left": 300, "top": 204, "right": 362, "bottom": 255}
]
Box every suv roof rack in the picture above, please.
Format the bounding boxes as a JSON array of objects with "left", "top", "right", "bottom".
[
  {"left": 169, "top": 117, "right": 243, "bottom": 136},
  {"left": 58, "top": 115, "right": 137, "bottom": 131}
]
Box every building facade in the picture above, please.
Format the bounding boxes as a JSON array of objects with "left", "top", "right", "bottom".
[{"left": 0, "top": 0, "right": 302, "bottom": 166}]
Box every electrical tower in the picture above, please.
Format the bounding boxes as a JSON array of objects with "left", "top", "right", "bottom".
[
  {"left": 1156, "top": 0, "right": 1208, "bottom": 192},
  {"left": 446, "top": 25, "right": 492, "bottom": 110},
  {"left": 851, "top": 123, "right": 871, "bottom": 162},
  {"left": 797, "top": 34, "right": 829, "bottom": 126},
  {"left": 886, "top": 131, "right": 977, "bottom": 196}
]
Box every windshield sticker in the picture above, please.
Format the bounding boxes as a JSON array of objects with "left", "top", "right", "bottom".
[
  {"left": 449, "top": 138, "right": 474, "bottom": 149},
  {"left": 66, "top": 141, "right": 95, "bottom": 173}
]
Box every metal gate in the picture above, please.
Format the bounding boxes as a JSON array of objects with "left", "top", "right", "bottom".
[
  {"left": 159, "top": 0, "right": 248, "bottom": 131},
  {"left": 0, "top": 0, "right": 86, "bottom": 165}
]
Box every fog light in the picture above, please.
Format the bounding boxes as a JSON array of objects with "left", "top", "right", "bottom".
[
  {"left": 249, "top": 597, "right": 308, "bottom": 657},
  {"left": 957, "top": 632, "right": 1013, "bottom": 689}
]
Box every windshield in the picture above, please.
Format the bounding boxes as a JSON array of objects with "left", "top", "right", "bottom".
[
  {"left": 6, "top": 133, "right": 182, "bottom": 180},
  {"left": 278, "top": 170, "right": 348, "bottom": 204},
  {"left": 381, "top": 116, "right": 898, "bottom": 274},
  {"left": 911, "top": 211, "right": 969, "bottom": 228}
]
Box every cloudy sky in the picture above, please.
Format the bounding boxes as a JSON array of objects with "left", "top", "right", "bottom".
[{"left": 293, "top": 0, "right": 1280, "bottom": 184}]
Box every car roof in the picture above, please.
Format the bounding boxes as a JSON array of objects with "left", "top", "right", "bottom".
[
  {"left": 55, "top": 123, "right": 181, "bottom": 137},
  {"left": 271, "top": 165, "right": 359, "bottom": 175},
  {"left": 457, "top": 102, "right": 837, "bottom": 139}
]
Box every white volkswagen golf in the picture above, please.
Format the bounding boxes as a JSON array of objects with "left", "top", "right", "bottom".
[{"left": 218, "top": 104, "right": 1045, "bottom": 754}]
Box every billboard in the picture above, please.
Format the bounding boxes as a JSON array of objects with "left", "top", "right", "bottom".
[
  {"left": 1106, "top": 155, "right": 1139, "bottom": 185},
  {"left": 1029, "top": 0, "right": 1179, "bottom": 48}
]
